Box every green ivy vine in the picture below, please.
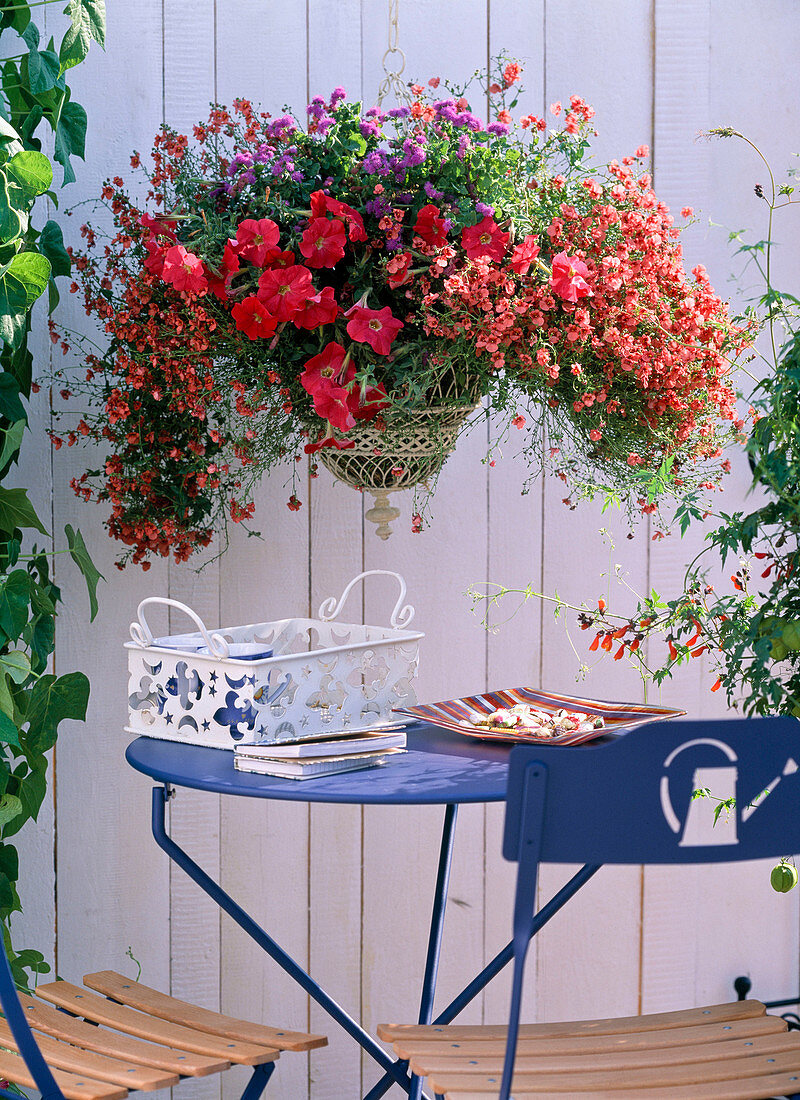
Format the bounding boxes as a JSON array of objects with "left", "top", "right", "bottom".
[{"left": 0, "top": 0, "right": 104, "bottom": 987}]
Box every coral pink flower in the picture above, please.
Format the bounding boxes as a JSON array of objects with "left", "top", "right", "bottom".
[
  {"left": 510, "top": 234, "right": 541, "bottom": 275},
  {"left": 386, "top": 251, "right": 412, "bottom": 288},
  {"left": 345, "top": 305, "right": 404, "bottom": 356},
  {"left": 140, "top": 212, "right": 177, "bottom": 240},
  {"left": 292, "top": 286, "right": 340, "bottom": 330},
  {"left": 414, "top": 204, "right": 448, "bottom": 247},
  {"left": 231, "top": 295, "right": 278, "bottom": 340},
  {"left": 550, "top": 251, "right": 592, "bottom": 303},
  {"left": 235, "top": 218, "right": 280, "bottom": 266},
  {"left": 301, "top": 342, "right": 355, "bottom": 432},
  {"left": 461, "top": 216, "right": 509, "bottom": 262},
  {"left": 309, "top": 191, "right": 367, "bottom": 242},
  {"left": 143, "top": 240, "right": 167, "bottom": 277},
  {"left": 257, "top": 264, "right": 314, "bottom": 321},
  {"left": 160, "top": 244, "right": 208, "bottom": 293},
  {"left": 502, "top": 61, "right": 521, "bottom": 88},
  {"left": 299, "top": 216, "right": 347, "bottom": 268}
]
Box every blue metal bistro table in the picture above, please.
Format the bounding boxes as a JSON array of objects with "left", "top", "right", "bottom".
[{"left": 126, "top": 725, "right": 601, "bottom": 1099}]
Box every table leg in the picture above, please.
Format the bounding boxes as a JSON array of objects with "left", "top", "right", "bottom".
[
  {"left": 363, "top": 802, "right": 458, "bottom": 1100},
  {"left": 150, "top": 785, "right": 413, "bottom": 1093},
  {"left": 361, "top": 861, "right": 601, "bottom": 1100}
]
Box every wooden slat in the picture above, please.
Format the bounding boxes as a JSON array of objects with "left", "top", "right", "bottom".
[
  {"left": 0, "top": 1047, "right": 128, "bottom": 1100},
  {"left": 390, "top": 1013, "right": 785, "bottom": 1061},
  {"left": 18, "top": 992, "right": 230, "bottom": 1076},
  {"left": 428, "top": 1044, "right": 800, "bottom": 1093},
  {"left": 444, "top": 1072, "right": 800, "bottom": 1100},
  {"left": 406, "top": 1029, "right": 800, "bottom": 1078},
  {"left": 378, "top": 1000, "right": 767, "bottom": 1044},
  {"left": 35, "top": 982, "right": 277, "bottom": 1065},
  {"left": 83, "top": 970, "right": 326, "bottom": 1052},
  {"left": 0, "top": 1016, "right": 178, "bottom": 1091}
]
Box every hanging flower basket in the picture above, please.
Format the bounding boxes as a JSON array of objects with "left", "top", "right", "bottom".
[
  {"left": 316, "top": 401, "right": 477, "bottom": 538},
  {"left": 52, "top": 60, "right": 753, "bottom": 567}
]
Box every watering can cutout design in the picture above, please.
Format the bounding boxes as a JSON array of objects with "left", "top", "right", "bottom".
[{"left": 660, "top": 738, "right": 799, "bottom": 847}]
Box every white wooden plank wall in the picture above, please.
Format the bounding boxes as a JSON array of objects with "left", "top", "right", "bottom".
[{"left": 11, "top": 2, "right": 800, "bottom": 1098}]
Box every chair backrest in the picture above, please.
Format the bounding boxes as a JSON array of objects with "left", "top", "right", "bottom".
[
  {"left": 504, "top": 716, "right": 800, "bottom": 866},
  {"left": 493, "top": 716, "right": 800, "bottom": 1100}
]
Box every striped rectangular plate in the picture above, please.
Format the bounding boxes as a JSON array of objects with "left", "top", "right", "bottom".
[{"left": 394, "top": 687, "right": 685, "bottom": 746}]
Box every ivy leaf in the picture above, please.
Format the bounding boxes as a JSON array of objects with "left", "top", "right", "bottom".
[
  {"left": 24, "top": 43, "right": 63, "bottom": 97},
  {"left": 0, "top": 672, "right": 13, "bottom": 720},
  {"left": 5, "top": 151, "right": 52, "bottom": 200},
  {"left": 0, "top": 570, "right": 31, "bottom": 642},
  {"left": 29, "top": 611, "right": 54, "bottom": 673},
  {"left": 0, "top": 171, "right": 22, "bottom": 244},
  {"left": 0, "top": 651, "right": 29, "bottom": 685},
  {"left": 65, "top": 524, "right": 101, "bottom": 621},
  {"left": 0, "top": 420, "right": 25, "bottom": 473},
  {"left": 25, "top": 671, "right": 89, "bottom": 754},
  {"left": 0, "top": 712, "right": 19, "bottom": 748},
  {"left": 0, "top": 0, "right": 30, "bottom": 33},
  {"left": 15, "top": 757, "right": 45, "bottom": 825},
  {"left": 53, "top": 98, "right": 87, "bottom": 185},
  {"left": 6, "top": 251, "right": 50, "bottom": 308},
  {"left": 0, "top": 487, "right": 48, "bottom": 535},
  {"left": 60, "top": 0, "right": 106, "bottom": 72},
  {"left": 0, "top": 267, "right": 30, "bottom": 350},
  {"left": 39, "top": 219, "right": 70, "bottom": 277},
  {"left": 0, "top": 869, "right": 13, "bottom": 910},
  {"left": 0, "top": 844, "right": 18, "bottom": 883},
  {"left": 0, "top": 376, "right": 26, "bottom": 425}
]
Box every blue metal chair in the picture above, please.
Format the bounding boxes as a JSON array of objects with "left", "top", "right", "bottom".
[
  {"left": 0, "top": 951, "right": 326, "bottom": 1100},
  {"left": 380, "top": 716, "right": 800, "bottom": 1098}
]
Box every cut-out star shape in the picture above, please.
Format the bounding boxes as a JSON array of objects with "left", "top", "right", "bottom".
[
  {"left": 164, "top": 712, "right": 173, "bottom": 725},
  {"left": 201, "top": 719, "right": 211, "bottom": 731}
]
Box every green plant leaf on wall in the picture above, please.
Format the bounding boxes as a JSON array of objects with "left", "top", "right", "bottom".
[
  {"left": 0, "top": 671, "right": 13, "bottom": 719},
  {"left": 0, "top": 794, "right": 21, "bottom": 830},
  {"left": 6, "top": 150, "right": 53, "bottom": 200},
  {"left": 0, "top": 0, "right": 30, "bottom": 34},
  {"left": 53, "top": 97, "right": 87, "bottom": 185},
  {"left": 39, "top": 219, "right": 70, "bottom": 276},
  {"left": 0, "top": 378, "right": 27, "bottom": 425},
  {"left": 0, "top": 571, "right": 31, "bottom": 643},
  {"left": 25, "top": 671, "right": 90, "bottom": 754},
  {"left": 0, "top": 172, "right": 22, "bottom": 244},
  {"left": 0, "top": 487, "right": 48, "bottom": 535},
  {"left": 0, "top": 420, "right": 25, "bottom": 473},
  {"left": 0, "top": 651, "right": 30, "bottom": 684},
  {"left": 0, "top": 266, "right": 28, "bottom": 350},
  {"left": 7, "top": 251, "right": 50, "bottom": 308},
  {"left": 16, "top": 758, "right": 46, "bottom": 824},
  {"left": 0, "top": 716, "right": 19, "bottom": 749},
  {"left": 65, "top": 524, "right": 101, "bottom": 621},
  {"left": 60, "top": 0, "right": 106, "bottom": 72}
]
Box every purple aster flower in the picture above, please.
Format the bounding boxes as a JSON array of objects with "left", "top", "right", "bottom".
[
  {"left": 476, "top": 201, "right": 495, "bottom": 217},
  {"left": 289, "top": 170, "right": 304, "bottom": 182},
  {"left": 330, "top": 86, "right": 346, "bottom": 105},
  {"left": 360, "top": 120, "right": 381, "bottom": 138},
  {"left": 487, "top": 121, "right": 510, "bottom": 136},
  {"left": 424, "top": 181, "right": 444, "bottom": 200}
]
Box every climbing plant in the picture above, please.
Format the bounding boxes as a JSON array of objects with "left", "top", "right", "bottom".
[{"left": 0, "top": 0, "right": 104, "bottom": 987}]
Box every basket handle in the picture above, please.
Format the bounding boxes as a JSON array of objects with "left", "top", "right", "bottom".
[
  {"left": 318, "top": 570, "right": 415, "bottom": 629},
  {"left": 129, "top": 597, "right": 230, "bottom": 658}
]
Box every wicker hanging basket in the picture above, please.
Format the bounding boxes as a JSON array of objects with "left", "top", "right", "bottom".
[{"left": 316, "top": 402, "right": 477, "bottom": 539}]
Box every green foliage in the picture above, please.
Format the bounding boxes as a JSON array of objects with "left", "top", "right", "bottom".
[{"left": 0, "top": 0, "right": 104, "bottom": 988}]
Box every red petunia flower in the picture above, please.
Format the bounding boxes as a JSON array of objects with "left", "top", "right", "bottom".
[
  {"left": 299, "top": 216, "right": 347, "bottom": 269},
  {"left": 461, "top": 216, "right": 509, "bottom": 262},
  {"left": 309, "top": 191, "right": 367, "bottom": 242},
  {"left": 262, "top": 248, "right": 296, "bottom": 268},
  {"left": 207, "top": 240, "right": 241, "bottom": 300},
  {"left": 257, "top": 264, "right": 314, "bottom": 321},
  {"left": 386, "top": 251, "right": 412, "bottom": 288},
  {"left": 304, "top": 433, "right": 356, "bottom": 454},
  {"left": 345, "top": 305, "right": 404, "bottom": 356},
  {"left": 143, "top": 239, "right": 167, "bottom": 277},
  {"left": 160, "top": 244, "right": 208, "bottom": 293},
  {"left": 414, "top": 204, "right": 448, "bottom": 247},
  {"left": 292, "top": 286, "right": 340, "bottom": 330},
  {"left": 301, "top": 342, "right": 355, "bottom": 432},
  {"left": 349, "top": 379, "right": 389, "bottom": 420},
  {"left": 550, "top": 250, "right": 592, "bottom": 303},
  {"left": 510, "top": 234, "right": 541, "bottom": 275},
  {"left": 231, "top": 295, "right": 278, "bottom": 340},
  {"left": 140, "top": 212, "right": 177, "bottom": 240},
  {"left": 235, "top": 218, "right": 280, "bottom": 266}
]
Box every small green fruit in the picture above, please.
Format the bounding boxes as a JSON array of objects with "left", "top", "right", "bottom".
[
  {"left": 771, "top": 638, "right": 789, "bottom": 661},
  {"left": 770, "top": 862, "right": 798, "bottom": 893},
  {"left": 781, "top": 622, "right": 800, "bottom": 651}
]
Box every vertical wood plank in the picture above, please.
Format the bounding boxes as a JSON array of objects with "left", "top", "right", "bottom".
[
  {"left": 49, "top": 9, "right": 173, "bottom": 1100},
  {"left": 535, "top": 0, "right": 656, "bottom": 1023},
  {"left": 359, "top": 4, "right": 490, "bottom": 1087},
  {"left": 483, "top": 0, "right": 546, "bottom": 1027},
  {"left": 215, "top": 9, "right": 313, "bottom": 1099},
  {"left": 306, "top": 2, "right": 367, "bottom": 1094}
]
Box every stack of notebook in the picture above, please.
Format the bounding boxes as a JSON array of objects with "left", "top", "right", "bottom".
[{"left": 233, "top": 727, "right": 407, "bottom": 780}]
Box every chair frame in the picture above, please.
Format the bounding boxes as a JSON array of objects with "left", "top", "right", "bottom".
[{"left": 496, "top": 716, "right": 800, "bottom": 1099}]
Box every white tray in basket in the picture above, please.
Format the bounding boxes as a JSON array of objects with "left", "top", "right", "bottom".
[{"left": 125, "top": 571, "right": 423, "bottom": 750}]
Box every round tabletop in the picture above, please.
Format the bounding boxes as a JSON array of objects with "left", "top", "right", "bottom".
[{"left": 125, "top": 723, "right": 511, "bottom": 805}]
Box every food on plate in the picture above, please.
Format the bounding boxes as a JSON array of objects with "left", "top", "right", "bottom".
[{"left": 467, "top": 705, "right": 604, "bottom": 738}]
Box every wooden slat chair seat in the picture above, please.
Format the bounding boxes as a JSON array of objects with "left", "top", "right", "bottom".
[
  {"left": 0, "top": 969, "right": 326, "bottom": 1100},
  {"left": 378, "top": 718, "right": 800, "bottom": 1100},
  {"left": 379, "top": 1000, "right": 800, "bottom": 1098}
]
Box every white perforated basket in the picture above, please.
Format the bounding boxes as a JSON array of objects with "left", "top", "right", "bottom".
[{"left": 125, "top": 571, "right": 423, "bottom": 750}]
